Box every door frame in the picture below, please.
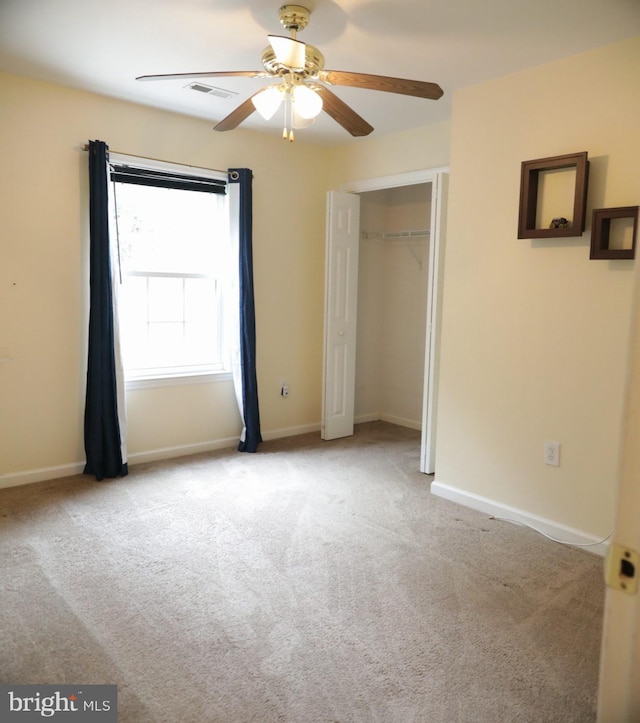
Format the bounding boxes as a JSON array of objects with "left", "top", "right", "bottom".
[{"left": 334, "top": 165, "right": 449, "bottom": 472}]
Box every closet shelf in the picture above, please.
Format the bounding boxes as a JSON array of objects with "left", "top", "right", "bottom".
[{"left": 362, "top": 229, "right": 430, "bottom": 240}]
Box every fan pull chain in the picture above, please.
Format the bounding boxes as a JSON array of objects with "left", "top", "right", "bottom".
[
  {"left": 282, "top": 85, "right": 295, "bottom": 142},
  {"left": 289, "top": 87, "right": 294, "bottom": 141},
  {"left": 282, "top": 88, "right": 288, "bottom": 140}
]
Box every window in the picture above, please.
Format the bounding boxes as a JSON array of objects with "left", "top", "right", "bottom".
[{"left": 109, "top": 155, "right": 230, "bottom": 384}]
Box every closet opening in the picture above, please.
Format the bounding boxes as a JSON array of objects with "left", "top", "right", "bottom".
[
  {"left": 323, "top": 168, "right": 448, "bottom": 473},
  {"left": 355, "top": 183, "right": 432, "bottom": 433}
]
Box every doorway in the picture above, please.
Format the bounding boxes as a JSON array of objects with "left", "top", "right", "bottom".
[
  {"left": 355, "top": 183, "right": 432, "bottom": 431},
  {"left": 322, "top": 168, "right": 448, "bottom": 473}
]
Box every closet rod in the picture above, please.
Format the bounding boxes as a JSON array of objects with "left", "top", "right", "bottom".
[
  {"left": 82, "top": 144, "right": 227, "bottom": 175},
  {"left": 362, "top": 229, "right": 430, "bottom": 240}
]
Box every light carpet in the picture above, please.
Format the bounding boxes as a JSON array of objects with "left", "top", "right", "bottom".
[{"left": 0, "top": 422, "right": 604, "bottom": 722}]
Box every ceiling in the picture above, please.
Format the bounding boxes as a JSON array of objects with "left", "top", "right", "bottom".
[{"left": 2, "top": 0, "right": 640, "bottom": 146}]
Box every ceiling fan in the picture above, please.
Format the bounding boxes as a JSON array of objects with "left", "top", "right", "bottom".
[{"left": 136, "top": 4, "right": 444, "bottom": 141}]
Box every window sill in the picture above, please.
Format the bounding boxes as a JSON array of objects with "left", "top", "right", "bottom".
[{"left": 125, "top": 370, "right": 233, "bottom": 390}]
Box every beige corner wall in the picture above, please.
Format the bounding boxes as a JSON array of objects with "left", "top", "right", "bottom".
[
  {"left": 326, "top": 121, "right": 451, "bottom": 188},
  {"left": 0, "top": 71, "right": 331, "bottom": 482},
  {"left": 435, "top": 36, "right": 640, "bottom": 537}
]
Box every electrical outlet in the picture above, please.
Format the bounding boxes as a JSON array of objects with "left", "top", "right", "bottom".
[
  {"left": 280, "top": 384, "right": 289, "bottom": 397},
  {"left": 544, "top": 441, "right": 560, "bottom": 467}
]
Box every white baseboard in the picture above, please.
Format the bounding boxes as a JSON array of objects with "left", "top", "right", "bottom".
[
  {"left": 261, "top": 422, "right": 321, "bottom": 441},
  {"left": 431, "top": 480, "right": 609, "bottom": 557},
  {"left": 355, "top": 413, "right": 421, "bottom": 431},
  {"left": 355, "top": 413, "right": 380, "bottom": 425},
  {"left": 0, "top": 463, "right": 86, "bottom": 490},
  {"left": 127, "top": 437, "right": 239, "bottom": 465},
  {"left": 0, "top": 427, "right": 322, "bottom": 490},
  {"left": 380, "top": 414, "right": 421, "bottom": 431},
  {"left": 132, "top": 425, "right": 324, "bottom": 464},
  {"left": 2, "top": 420, "right": 415, "bottom": 491}
]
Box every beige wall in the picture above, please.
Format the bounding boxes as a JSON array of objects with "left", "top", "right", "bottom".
[
  {"left": 0, "top": 71, "right": 332, "bottom": 481},
  {"left": 326, "top": 121, "right": 451, "bottom": 189},
  {"left": 435, "top": 36, "right": 640, "bottom": 537}
]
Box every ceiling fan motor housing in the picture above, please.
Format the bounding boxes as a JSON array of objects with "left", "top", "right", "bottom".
[
  {"left": 261, "top": 43, "right": 325, "bottom": 78},
  {"left": 278, "top": 5, "right": 311, "bottom": 33}
]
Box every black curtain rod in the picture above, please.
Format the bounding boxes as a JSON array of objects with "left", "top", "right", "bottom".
[{"left": 82, "top": 144, "right": 227, "bottom": 175}]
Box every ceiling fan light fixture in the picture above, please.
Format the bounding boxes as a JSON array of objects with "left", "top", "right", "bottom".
[
  {"left": 139, "top": 4, "right": 442, "bottom": 139},
  {"left": 292, "top": 108, "right": 315, "bottom": 129},
  {"left": 267, "top": 34, "right": 306, "bottom": 71},
  {"left": 292, "top": 84, "right": 322, "bottom": 119},
  {"left": 252, "top": 86, "right": 283, "bottom": 120}
]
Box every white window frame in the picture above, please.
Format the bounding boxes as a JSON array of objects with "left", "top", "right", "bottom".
[{"left": 108, "top": 153, "right": 232, "bottom": 389}]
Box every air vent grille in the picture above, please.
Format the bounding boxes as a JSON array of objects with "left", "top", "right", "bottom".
[{"left": 186, "top": 82, "right": 237, "bottom": 99}]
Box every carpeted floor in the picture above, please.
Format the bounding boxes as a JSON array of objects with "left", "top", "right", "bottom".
[{"left": 0, "top": 422, "right": 604, "bottom": 722}]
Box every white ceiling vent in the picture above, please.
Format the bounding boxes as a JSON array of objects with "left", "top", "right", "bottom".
[{"left": 186, "top": 82, "right": 237, "bottom": 99}]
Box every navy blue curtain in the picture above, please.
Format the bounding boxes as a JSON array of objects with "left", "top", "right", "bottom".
[
  {"left": 229, "top": 168, "right": 262, "bottom": 452},
  {"left": 84, "top": 140, "right": 128, "bottom": 480}
]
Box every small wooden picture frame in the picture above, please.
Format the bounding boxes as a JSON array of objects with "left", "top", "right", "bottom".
[
  {"left": 517, "top": 152, "right": 589, "bottom": 239},
  {"left": 590, "top": 206, "right": 638, "bottom": 260}
]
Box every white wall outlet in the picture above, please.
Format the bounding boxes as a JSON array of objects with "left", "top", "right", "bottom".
[
  {"left": 280, "top": 382, "right": 289, "bottom": 398},
  {"left": 544, "top": 441, "right": 561, "bottom": 467}
]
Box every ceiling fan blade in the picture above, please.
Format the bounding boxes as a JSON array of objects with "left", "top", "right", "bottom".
[
  {"left": 319, "top": 71, "right": 443, "bottom": 100},
  {"left": 315, "top": 87, "right": 373, "bottom": 137},
  {"left": 136, "top": 70, "right": 267, "bottom": 82},
  {"left": 213, "top": 94, "right": 261, "bottom": 132}
]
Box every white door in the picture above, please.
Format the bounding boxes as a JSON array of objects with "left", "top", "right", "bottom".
[
  {"left": 420, "top": 172, "right": 449, "bottom": 474},
  {"left": 597, "top": 250, "right": 640, "bottom": 721},
  {"left": 322, "top": 191, "right": 360, "bottom": 440}
]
